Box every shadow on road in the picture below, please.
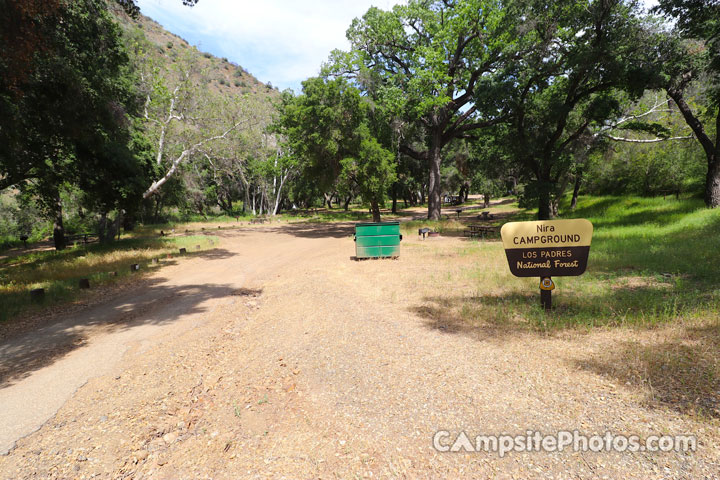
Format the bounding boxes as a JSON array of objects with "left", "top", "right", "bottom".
[
  {"left": 0, "top": 279, "right": 237, "bottom": 389},
  {"left": 410, "top": 293, "right": 536, "bottom": 342},
  {"left": 266, "top": 222, "right": 356, "bottom": 239}
]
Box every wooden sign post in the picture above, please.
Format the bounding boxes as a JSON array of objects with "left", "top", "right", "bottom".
[{"left": 500, "top": 219, "right": 593, "bottom": 311}]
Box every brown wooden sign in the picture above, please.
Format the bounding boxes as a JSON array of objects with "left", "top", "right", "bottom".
[{"left": 500, "top": 219, "right": 593, "bottom": 278}]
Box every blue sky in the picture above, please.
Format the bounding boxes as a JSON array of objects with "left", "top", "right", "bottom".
[
  {"left": 136, "top": 0, "right": 406, "bottom": 93},
  {"left": 136, "top": 0, "right": 659, "bottom": 94}
]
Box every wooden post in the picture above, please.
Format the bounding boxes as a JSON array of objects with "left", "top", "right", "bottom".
[
  {"left": 540, "top": 276, "right": 553, "bottom": 311},
  {"left": 541, "top": 288, "right": 552, "bottom": 311},
  {"left": 30, "top": 288, "right": 45, "bottom": 302}
]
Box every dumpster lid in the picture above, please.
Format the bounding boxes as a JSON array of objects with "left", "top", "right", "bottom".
[{"left": 355, "top": 221, "right": 400, "bottom": 227}]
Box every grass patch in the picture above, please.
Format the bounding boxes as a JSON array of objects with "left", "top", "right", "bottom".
[
  {"left": 451, "top": 195, "right": 720, "bottom": 329},
  {"left": 0, "top": 234, "right": 217, "bottom": 325}
]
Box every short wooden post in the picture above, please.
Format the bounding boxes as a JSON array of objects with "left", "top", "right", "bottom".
[
  {"left": 30, "top": 288, "right": 45, "bottom": 302},
  {"left": 130, "top": 264, "right": 140, "bottom": 272},
  {"left": 540, "top": 277, "right": 553, "bottom": 311},
  {"left": 179, "top": 248, "right": 187, "bottom": 254}
]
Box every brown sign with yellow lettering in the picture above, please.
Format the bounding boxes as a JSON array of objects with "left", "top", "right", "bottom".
[{"left": 500, "top": 219, "right": 593, "bottom": 278}]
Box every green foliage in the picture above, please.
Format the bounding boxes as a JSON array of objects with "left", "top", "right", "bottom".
[
  {"left": 274, "top": 77, "right": 397, "bottom": 219},
  {"left": 651, "top": 0, "right": 720, "bottom": 207},
  {"left": 655, "top": 0, "right": 720, "bottom": 74},
  {"left": 0, "top": 0, "right": 148, "bottom": 231},
  {"left": 339, "top": 127, "right": 397, "bottom": 210},
  {"left": 326, "top": 0, "right": 519, "bottom": 218},
  {"left": 586, "top": 139, "right": 706, "bottom": 196},
  {"left": 0, "top": 192, "right": 48, "bottom": 249},
  {"left": 500, "top": 0, "right": 657, "bottom": 218}
]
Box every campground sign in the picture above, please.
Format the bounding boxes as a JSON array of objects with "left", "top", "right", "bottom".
[
  {"left": 500, "top": 219, "right": 593, "bottom": 309},
  {"left": 500, "top": 219, "right": 593, "bottom": 277}
]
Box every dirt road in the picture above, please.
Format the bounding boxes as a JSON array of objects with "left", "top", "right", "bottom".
[{"left": 0, "top": 223, "right": 718, "bottom": 479}]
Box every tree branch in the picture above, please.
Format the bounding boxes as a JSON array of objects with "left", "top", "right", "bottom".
[
  {"left": 603, "top": 134, "right": 694, "bottom": 143},
  {"left": 143, "top": 120, "right": 247, "bottom": 199},
  {"left": 399, "top": 144, "right": 427, "bottom": 161},
  {"left": 667, "top": 89, "right": 716, "bottom": 158}
]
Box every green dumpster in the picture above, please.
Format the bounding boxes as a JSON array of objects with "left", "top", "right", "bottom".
[{"left": 354, "top": 222, "right": 402, "bottom": 259}]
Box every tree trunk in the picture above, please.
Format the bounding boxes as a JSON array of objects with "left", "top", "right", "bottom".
[
  {"left": 667, "top": 91, "right": 719, "bottom": 208},
  {"left": 427, "top": 132, "right": 442, "bottom": 220},
  {"left": 391, "top": 184, "right": 398, "bottom": 213},
  {"left": 706, "top": 154, "right": 720, "bottom": 208},
  {"left": 570, "top": 173, "right": 583, "bottom": 210},
  {"left": 153, "top": 196, "right": 162, "bottom": 223},
  {"left": 344, "top": 195, "right": 352, "bottom": 211},
  {"left": 370, "top": 201, "right": 381, "bottom": 222},
  {"left": 98, "top": 212, "right": 108, "bottom": 243},
  {"left": 509, "top": 176, "right": 518, "bottom": 195},
  {"left": 538, "top": 188, "right": 553, "bottom": 220},
  {"left": 323, "top": 193, "right": 333, "bottom": 209},
  {"left": 238, "top": 170, "right": 250, "bottom": 215},
  {"left": 483, "top": 193, "right": 490, "bottom": 208},
  {"left": 52, "top": 192, "right": 66, "bottom": 251}
]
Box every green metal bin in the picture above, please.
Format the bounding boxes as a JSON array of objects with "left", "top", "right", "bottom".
[{"left": 354, "top": 222, "right": 402, "bottom": 259}]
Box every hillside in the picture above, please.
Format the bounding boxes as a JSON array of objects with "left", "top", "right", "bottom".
[{"left": 115, "top": 9, "right": 280, "bottom": 100}]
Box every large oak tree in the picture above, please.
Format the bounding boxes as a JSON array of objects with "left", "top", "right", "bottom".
[
  {"left": 328, "top": 0, "right": 517, "bottom": 220},
  {"left": 653, "top": 0, "right": 720, "bottom": 207},
  {"left": 501, "top": 0, "right": 656, "bottom": 219}
]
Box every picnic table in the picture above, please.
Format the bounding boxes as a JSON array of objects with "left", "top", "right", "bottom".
[
  {"left": 442, "top": 195, "right": 462, "bottom": 205},
  {"left": 65, "top": 233, "right": 96, "bottom": 245},
  {"left": 463, "top": 224, "right": 498, "bottom": 239}
]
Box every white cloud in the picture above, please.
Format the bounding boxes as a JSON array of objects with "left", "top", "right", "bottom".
[{"left": 136, "top": 0, "right": 406, "bottom": 92}]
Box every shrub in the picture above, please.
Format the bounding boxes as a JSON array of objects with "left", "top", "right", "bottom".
[{"left": 166, "top": 41, "right": 173, "bottom": 49}]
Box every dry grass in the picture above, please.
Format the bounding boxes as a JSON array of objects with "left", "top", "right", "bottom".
[
  {"left": 348, "top": 229, "right": 720, "bottom": 420},
  {"left": 0, "top": 234, "right": 217, "bottom": 325}
]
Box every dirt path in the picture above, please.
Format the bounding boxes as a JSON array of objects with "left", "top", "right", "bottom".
[{"left": 0, "top": 224, "right": 718, "bottom": 479}]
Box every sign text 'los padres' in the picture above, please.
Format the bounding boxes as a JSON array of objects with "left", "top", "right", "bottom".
[{"left": 500, "top": 219, "right": 593, "bottom": 277}]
